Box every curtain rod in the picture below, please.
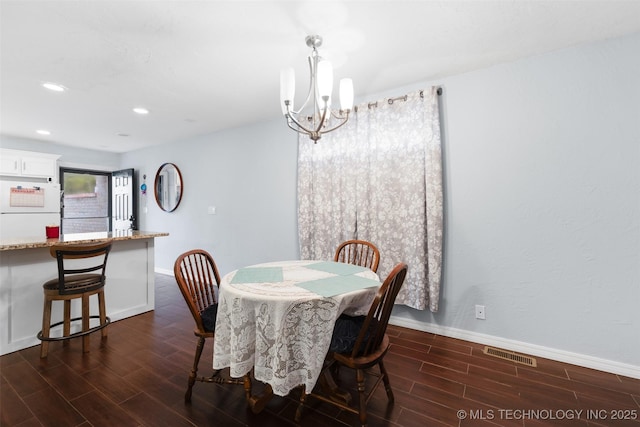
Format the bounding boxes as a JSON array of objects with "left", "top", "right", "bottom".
[{"left": 361, "top": 87, "right": 443, "bottom": 110}]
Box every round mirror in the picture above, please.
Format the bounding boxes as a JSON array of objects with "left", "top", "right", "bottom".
[{"left": 154, "top": 163, "right": 183, "bottom": 212}]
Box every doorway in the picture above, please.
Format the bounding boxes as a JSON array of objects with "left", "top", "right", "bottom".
[{"left": 60, "top": 167, "right": 137, "bottom": 234}]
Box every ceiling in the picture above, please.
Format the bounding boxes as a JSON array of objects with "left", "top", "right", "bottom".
[{"left": 2, "top": 1, "right": 639, "bottom": 154}]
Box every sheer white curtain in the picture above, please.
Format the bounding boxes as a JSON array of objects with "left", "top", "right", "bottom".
[{"left": 298, "top": 87, "right": 443, "bottom": 311}]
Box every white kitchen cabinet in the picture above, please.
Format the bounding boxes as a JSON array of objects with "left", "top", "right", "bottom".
[
  {"left": 21, "top": 155, "right": 58, "bottom": 178},
  {"left": 0, "top": 152, "right": 21, "bottom": 176},
  {"left": 0, "top": 149, "right": 60, "bottom": 180}
]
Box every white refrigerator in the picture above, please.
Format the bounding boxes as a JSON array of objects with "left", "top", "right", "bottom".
[{"left": 0, "top": 181, "right": 61, "bottom": 239}]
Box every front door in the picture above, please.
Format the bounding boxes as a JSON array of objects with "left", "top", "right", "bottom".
[{"left": 112, "top": 168, "right": 137, "bottom": 232}]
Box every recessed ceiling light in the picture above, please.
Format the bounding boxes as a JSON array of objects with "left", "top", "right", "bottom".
[
  {"left": 36, "top": 129, "right": 51, "bottom": 135},
  {"left": 133, "top": 107, "right": 149, "bottom": 115},
  {"left": 42, "top": 82, "right": 66, "bottom": 92}
]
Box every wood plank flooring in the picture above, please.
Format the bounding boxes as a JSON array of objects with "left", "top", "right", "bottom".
[{"left": 1, "top": 273, "right": 638, "bottom": 426}]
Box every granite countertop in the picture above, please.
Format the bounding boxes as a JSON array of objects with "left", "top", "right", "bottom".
[{"left": 0, "top": 230, "right": 169, "bottom": 251}]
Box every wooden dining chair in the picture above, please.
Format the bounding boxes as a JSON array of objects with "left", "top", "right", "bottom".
[
  {"left": 37, "top": 240, "right": 112, "bottom": 358},
  {"left": 174, "top": 249, "right": 248, "bottom": 402},
  {"left": 334, "top": 239, "right": 380, "bottom": 273},
  {"left": 296, "top": 262, "right": 408, "bottom": 427}
]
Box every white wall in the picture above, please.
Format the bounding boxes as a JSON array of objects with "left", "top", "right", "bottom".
[
  {"left": 389, "top": 32, "right": 640, "bottom": 375},
  {"left": 5, "top": 32, "right": 637, "bottom": 377},
  {"left": 120, "top": 119, "right": 300, "bottom": 275}
]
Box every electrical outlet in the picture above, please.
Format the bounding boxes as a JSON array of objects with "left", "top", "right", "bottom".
[{"left": 475, "top": 305, "right": 486, "bottom": 320}]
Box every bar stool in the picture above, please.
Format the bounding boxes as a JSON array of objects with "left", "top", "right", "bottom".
[{"left": 37, "top": 240, "right": 112, "bottom": 358}]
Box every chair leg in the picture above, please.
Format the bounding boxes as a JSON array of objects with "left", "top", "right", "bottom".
[
  {"left": 295, "top": 385, "right": 306, "bottom": 423},
  {"left": 356, "top": 368, "right": 368, "bottom": 427},
  {"left": 98, "top": 289, "right": 108, "bottom": 339},
  {"left": 243, "top": 373, "right": 253, "bottom": 402},
  {"left": 40, "top": 297, "right": 52, "bottom": 358},
  {"left": 185, "top": 336, "right": 205, "bottom": 402},
  {"left": 82, "top": 293, "right": 90, "bottom": 353},
  {"left": 378, "top": 360, "right": 394, "bottom": 402}
]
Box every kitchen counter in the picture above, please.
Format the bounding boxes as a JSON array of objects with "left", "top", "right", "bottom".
[
  {"left": 0, "top": 230, "right": 168, "bottom": 355},
  {"left": 0, "top": 230, "right": 169, "bottom": 251}
]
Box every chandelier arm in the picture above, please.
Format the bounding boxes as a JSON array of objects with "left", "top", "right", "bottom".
[
  {"left": 330, "top": 109, "right": 350, "bottom": 120},
  {"left": 317, "top": 112, "right": 350, "bottom": 134},
  {"left": 289, "top": 55, "right": 317, "bottom": 118},
  {"left": 286, "top": 120, "right": 312, "bottom": 137},
  {"left": 298, "top": 56, "right": 315, "bottom": 114},
  {"left": 285, "top": 111, "right": 315, "bottom": 137},
  {"left": 312, "top": 103, "right": 330, "bottom": 135}
]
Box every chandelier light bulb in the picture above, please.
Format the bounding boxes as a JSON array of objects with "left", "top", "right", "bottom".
[
  {"left": 280, "top": 67, "right": 295, "bottom": 115},
  {"left": 339, "top": 78, "right": 354, "bottom": 111}
]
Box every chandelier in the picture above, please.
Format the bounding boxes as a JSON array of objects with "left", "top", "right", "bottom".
[{"left": 280, "top": 35, "right": 353, "bottom": 143}]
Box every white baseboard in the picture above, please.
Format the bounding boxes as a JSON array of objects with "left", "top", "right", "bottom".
[
  {"left": 155, "top": 267, "right": 173, "bottom": 276},
  {"left": 389, "top": 315, "right": 640, "bottom": 380}
]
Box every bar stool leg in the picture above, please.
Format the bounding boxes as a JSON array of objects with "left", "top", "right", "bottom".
[
  {"left": 98, "top": 289, "right": 107, "bottom": 339},
  {"left": 82, "top": 293, "right": 90, "bottom": 353},
  {"left": 63, "top": 299, "right": 71, "bottom": 346},
  {"left": 40, "top": 297, "right": 52, "bottom": 358}
]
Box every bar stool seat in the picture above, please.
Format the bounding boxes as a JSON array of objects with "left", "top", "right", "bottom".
[{"left": 37, "top": 240, "right": 112, "bottom": 358}]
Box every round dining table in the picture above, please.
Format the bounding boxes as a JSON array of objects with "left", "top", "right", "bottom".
[{"left": 213, "top": 259, "right": 381, "bottom": 399}]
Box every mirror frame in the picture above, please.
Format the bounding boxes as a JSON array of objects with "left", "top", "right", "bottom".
[{"left": 154, "top": 163, "right": 183, "bottom": 212}]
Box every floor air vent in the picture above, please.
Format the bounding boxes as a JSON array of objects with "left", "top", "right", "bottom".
[{"left": 483, "top": 346, "right": 537, "bottom": 367}]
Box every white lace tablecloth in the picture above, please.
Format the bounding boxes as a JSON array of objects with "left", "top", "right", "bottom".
[{"left": 213, "top": 260, "right": 380, "bottom": 397}]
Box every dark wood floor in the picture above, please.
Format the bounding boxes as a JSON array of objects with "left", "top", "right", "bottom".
[{"left": 1, "top": 274, "right": 638, "bottom": 427}]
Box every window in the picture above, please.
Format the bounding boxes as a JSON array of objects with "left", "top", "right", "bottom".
[{"left": 60, "top": 168, "right": 111, "bottom": 233}]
